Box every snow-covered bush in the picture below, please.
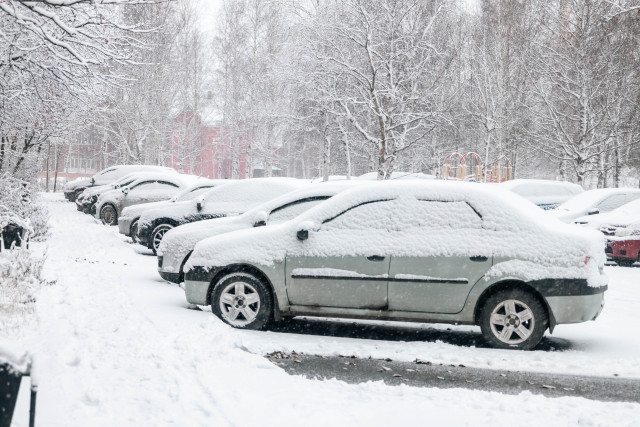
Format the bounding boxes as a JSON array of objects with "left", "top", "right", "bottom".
[
  {"left": 0, "top": 173, "right": 49, "bottom": 241},
  {"left": 0, "top": 248, "right": 46, "bottom": 335}
]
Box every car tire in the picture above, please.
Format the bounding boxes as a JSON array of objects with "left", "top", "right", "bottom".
[
  {"left": 130, "top": 220, "right": 139, "bottom": 243},
  {"left": 71, "top": 189, "right": 83, "bottom": 202},
  {"left": 616, "top": 259, "right": 636, "bottom": 267},
  {"left": 100, "top": 205, "right": 118, "bottom": 226},
  {"left": 151, "top": 224, "right": 173, "bottom": 255},
  {"left": 479, "top": 289, "right": 547, "bottom": 350},
  {"left": 210, "top": 272, "right": 273, "bottom": 330}
]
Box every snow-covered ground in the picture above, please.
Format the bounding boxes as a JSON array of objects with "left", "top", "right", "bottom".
[{"left": 8, "top": 193, "right": 640, "bottom": 426}]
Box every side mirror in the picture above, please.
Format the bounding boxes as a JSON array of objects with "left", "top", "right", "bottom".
[
  {"left": 253, "top": 211, "right": 268, "bottom": 227},
  {"left": 587, "top": 208, "right": 599, "bottom": 215},
  {"left": 196, "top": 195, "right": 205, "bottom": 212},
  {"left": 296, "top": 220, "right": 318, "bottom": 241},
  {"left": 114, "top": 184, "right": 121, "bottom": 189},
  {"left": 296, "top": 229, "right": 308, "bottom": 241},
  {"left": 122, "top": 186, "right": 129, "bottom": 195}
]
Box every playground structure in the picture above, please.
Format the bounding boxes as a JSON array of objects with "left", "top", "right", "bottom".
[
  {"left": 441, "top": 152, "right": 484, "bottom": 182},
  {"left": 441, "top": 152, "right": 512, "bottom": 183}
]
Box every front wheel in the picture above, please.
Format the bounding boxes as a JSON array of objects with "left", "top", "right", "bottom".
[
  {"left": 479, "top": 289, "right": 547, "bottom": 350},
  {"left": 210, "top": 272, "right": 273, "bottom": 330},
  {"left": 100, "top": 205, "right": 118, "bottom": 226},
  {"left": 151, "top": 224, "right": 173, "bottom": 255}
]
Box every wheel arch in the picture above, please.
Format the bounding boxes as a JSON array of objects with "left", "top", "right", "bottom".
[
  {"left": 473, "top": 280, "right": 556, "bottom": 333},
  {"left": 206, "top": 264, "right": 281, "bottom": 321}
]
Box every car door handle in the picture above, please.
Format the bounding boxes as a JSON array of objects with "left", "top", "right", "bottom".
[
  {"left": 367, "top": 255, "right": 385, "bottom": 261},
  {"left": 470, "top": 256, "right": 488, "bottom": 262}
]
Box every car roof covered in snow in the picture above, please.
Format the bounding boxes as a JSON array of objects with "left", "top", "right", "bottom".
[{"left": 557, "top": 188, "right": 640, "bottom": 211}]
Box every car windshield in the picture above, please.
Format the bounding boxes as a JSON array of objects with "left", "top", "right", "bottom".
[{"left": 557, "top": 190, "right": 610, "bottom": 211}]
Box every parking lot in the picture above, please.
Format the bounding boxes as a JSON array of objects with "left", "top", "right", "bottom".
[{"left": 10, "top": 193, "right": 640, "bottom": 425}]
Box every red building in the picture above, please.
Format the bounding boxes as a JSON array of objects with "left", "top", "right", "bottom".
[{"left": 167, "top": 110, "right": 249, "bottom": 179}]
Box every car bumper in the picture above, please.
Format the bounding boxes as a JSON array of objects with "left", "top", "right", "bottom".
[
  {"left": 64, "top": 191, "right": 75, "bottom": 201},
  {"left": 184, "top": 280, "right": 210, "bottom": 305},
  {"left": 157, "top": 251, "right": 189, "bottom": 284},
  {"left": 118, "top": 217, "right": 134, "bottom": 236},
  {"left": 546, "top": 292, "right": 605, "bottom": 324}
]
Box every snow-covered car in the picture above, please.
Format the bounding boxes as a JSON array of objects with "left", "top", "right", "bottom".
[
  {"left": 118, "top": 179, "right": 231, "bottom": 242},
  {"left": 549, "top": 188, "right": 640, "bottom": 223},
  {"left": 136, "top": 178, "right": 307, "bottom": 254},
  {"left": 605, "top": 221, "right": 640, "bottom": 266},
  {"left": 63, "top": 165, "right": 177, "bottom": 202},
  {"left": 95, "top": 173, "right": 200, "bottom": 226},
  {"left": 157, "top": 181, "right": 364, "bottom": 283},
  {"left": 573, "top": 198, "right": 640, "bottom": 232},
  {"left": 184, "top": 181, "right": 608, "bottom": 350},
  {"left": 76, "top": 171, "right": 177, "bottom": 215},
  {"left": 356, "top": 171, "right": 436, "bottom": 180},
  {"left": 500, "top": 179, "right": 583, "bottom": 210}
]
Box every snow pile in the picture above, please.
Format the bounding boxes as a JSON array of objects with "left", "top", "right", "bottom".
[{"left": 187, "top": 181, "right": 606, "bottom": 286}]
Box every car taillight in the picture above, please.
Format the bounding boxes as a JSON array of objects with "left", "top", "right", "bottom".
[{"left": 581, "top": 255, "right": 591, "bottom": 267}]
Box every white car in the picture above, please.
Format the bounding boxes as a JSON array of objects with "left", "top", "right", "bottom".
[
  {"left": 136, "top": 178, "right": 308, "bottom": 253},
  {"left": 63, "top": 165, "right": 177, "bottom": 202},
  {"left": 95, "top": 173, "right": 200, "bottom": 226},
  {"left": 500, "top": 179, "right": 583, "bottom": 210},
  {"left": 117, "top": 179, "right": 230, "bottom": 242},
  {"left": 550, "top": 188, "right": 640, "bottom": 223},
  {"left": 157, "top": 181, "right": 364, "bottom": 283},
  {"left": 573, "top": 198, "right": 640, "bottom": 232}
]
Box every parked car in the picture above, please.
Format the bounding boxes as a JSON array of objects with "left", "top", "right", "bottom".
[
  {"left": 356, "top": 171, "right": 436, "bottom": 180},
  {"left": 94, "top": 173, "right": 199, "bottom": 226},
  {"left": 157, "top": 181, "right": 364, "bottom": 283},
  {"left": 63, "top": 165, "right": 177, "bottom": 202},
  {"left": 118, "top": 179, "right": 230, "bottom": 242},
  {"left": 573, "top": 198, "right": 640, "bottom": 231},
  {"left": 605, "top": 221, "right": 640, "bottom": 266},
  {"left": 136, "top": 178, "right": 307, "bottom": 254},
  {"left": 500, "top": 179, "right": 583, "bottom": 210},
  {"left": 76, "top": 171, "right": 177, "bottom": 214},
  {"left": 550, "top": 188, "right": 640, "bottom": 223},
  {"left": 184, "top": 181, "right": 607, "bottom": 350}
]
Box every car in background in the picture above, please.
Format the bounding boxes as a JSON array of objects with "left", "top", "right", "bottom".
[
  {"left": 356, "top": 171, "right": 436, "bottom": 180},
  {"left": 95, "top": 173, "right": 200, "bottom": 226},
  {"left": 605, "top": 220, "right": 640, "bottom": 266},
  {"left": 118, "top": 179, "right": 230, "bottom": 242},
  {"left": 573, "top": 198, "right": 640, "bottom": 231},
  {"left": 184, "top": 181, "right": 607, "bottom": 350},
  {"left": 76, "top": 171, "right": 177, "bottom": 214},
  {"left": 157, "top": 181, "right": 363, "bottom": 283},
  {"left": 550, "top": 188, "right": 640, "bottom": 223},
  {"left": 136, "top": 178, "right": 307, "bottom": 254},
  {"left": 63, "top": 165, "right": 177, "bottom": 202},
  {"left": 500, "top": 179, "right": 583, "bottom": 210}
]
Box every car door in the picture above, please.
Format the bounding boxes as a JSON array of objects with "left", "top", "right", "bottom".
[
  {"left": 285, "top": 200, "right": 394, "bottom": 309},
  {"left": 387, "top": 200, "right": 490, "bottom": 314}
]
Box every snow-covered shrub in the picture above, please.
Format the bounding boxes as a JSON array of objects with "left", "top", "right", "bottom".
[
  {"left": 0, "top": 248, "right": 46, "bottom": 335},
  {"left": 0, "top": 173, "right": 49, "bottom": 241}
]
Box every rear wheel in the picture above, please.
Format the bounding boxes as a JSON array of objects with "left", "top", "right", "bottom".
[
  {"left": 151, "top": 224, "right": 173, "bottom": 255},
  {"left": 479, "top": 289, "right": 547, "bottom": 350},
  {"left": 616, "top": 259, "right": 636, "bottom": 267},
  {"left": 210, "top": 272, "right": 273, "bottom": 330},
  {"left": 100, "top": 205, "right": 118, "bottom": 226}
]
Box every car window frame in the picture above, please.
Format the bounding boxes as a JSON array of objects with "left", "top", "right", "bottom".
[{"left": 268, "top": 196, "right": 331, "bottom": 222}]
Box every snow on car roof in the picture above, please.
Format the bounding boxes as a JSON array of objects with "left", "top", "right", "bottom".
[
  {"left": 201, "top": 178, "right": 308, "bottom": 204},
  {"left": 500, "top": 179, "right": 583, "bottom": 194},
  {"left": 187, "top": 181, "right": 606, "bottom": 287},
  {"left": 558, "top": 188, "right": 640, "bottom": 211},
  {"left": 355, "top": 171, "right": 436, "bottom": 180}
]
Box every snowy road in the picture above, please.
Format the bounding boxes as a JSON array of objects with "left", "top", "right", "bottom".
[{"left": 10, "top": 193, "right": 640, "bottom": 426}]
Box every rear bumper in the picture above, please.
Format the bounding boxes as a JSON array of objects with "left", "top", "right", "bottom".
[
  {"left": 606, "top": 239, "right": 640, "bottom": 261},
  {"left": 159, "top": 270, "right": 182, "bottom": 284},
  {"left": 184, "top": 280, "right": 210, "bottom": 305},
  {"left": 546, "top": 292, "right": 605, "bottom": 324},
  {"left": 118, "top": 217, "right": 134, "bottom": 236}
]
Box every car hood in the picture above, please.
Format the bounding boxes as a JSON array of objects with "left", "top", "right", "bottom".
[
  {"left": 574, "top": 211, "right": 634, "bottom": 229},
  {"left": 63, "top": 178, "right": 91, "bottom": 191},
  {"left": 158, "top": 216, "right": 249, "bottom": 258},
  {"left": 121, "top": 200, "right": 174, "bottom": 220}
]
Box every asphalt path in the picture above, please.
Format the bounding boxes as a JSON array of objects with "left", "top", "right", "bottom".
[{"left": 265, "top": 317, "right": 640, "bottom": 403}]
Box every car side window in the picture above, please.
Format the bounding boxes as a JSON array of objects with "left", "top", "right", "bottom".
[
  {"left": 130, "top": 181, "right": 155, "bottom": 191},
  {"left": 268, "top": 197, "right": 329, "bottom": 224},
  {"left": 597, "top": 194, "right": 627, "bottom": 212}
]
